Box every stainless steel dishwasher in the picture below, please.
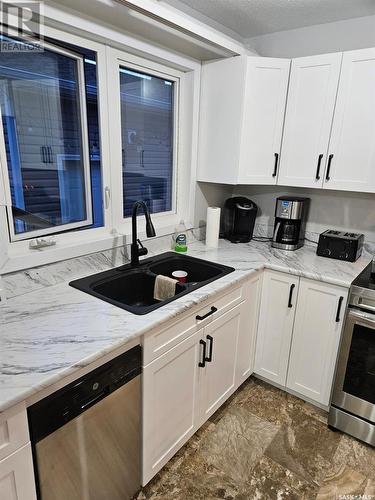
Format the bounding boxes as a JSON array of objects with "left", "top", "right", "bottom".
[{"left": 28, "top": 346, "right": 141, "bottom": 500}]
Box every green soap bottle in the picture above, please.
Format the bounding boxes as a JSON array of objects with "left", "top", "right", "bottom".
[{"left": 174, "top": 220, "right": 188, "bottom": 253}]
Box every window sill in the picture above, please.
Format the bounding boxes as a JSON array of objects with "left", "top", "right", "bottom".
[{"left": 1, "top": 215, "right": 194, "bottom": 275}]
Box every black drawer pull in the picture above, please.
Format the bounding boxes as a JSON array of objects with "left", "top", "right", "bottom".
[
  {"left": 205, "top": 335, "right": 214, "bottom": 362},
  {"left": 336, "top": 296, "right": 344, "bottom": 323},
  {"left": 326, "top": 154, "right": 334, "bottom": 181},
  {"left": 316, "top": 154, "right": 323, "bottom": 180},
  {"left": 199, "top": 339, "right": 207, "bottom": 368},
  {"left": 288, "top": 284, "right": 295, "bottom": 308},
  {"left": 272, "top": 153, "right": 279, "bottom": 177},
  {"left": 196, "top": 306, "right": 217, "bottom": 321}
]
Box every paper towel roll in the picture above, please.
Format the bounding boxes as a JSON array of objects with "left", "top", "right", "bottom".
[{"left": 206, "top": 206, "right": 221, "bottom": 248}]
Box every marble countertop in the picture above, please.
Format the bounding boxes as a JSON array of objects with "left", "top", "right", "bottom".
[{"left": 0, "top": 240, "right": 370, "bottom": 413}]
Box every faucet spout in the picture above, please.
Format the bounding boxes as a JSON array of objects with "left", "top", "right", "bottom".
[{"left": 131, "top": 201, "right": 156, "bottom": 266}]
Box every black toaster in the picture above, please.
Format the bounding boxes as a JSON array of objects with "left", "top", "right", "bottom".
[{"left": 317, "top": 230, "right": 364, "bottom": 262}]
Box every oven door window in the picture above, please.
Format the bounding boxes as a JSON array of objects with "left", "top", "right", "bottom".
[{"left": 343, "top": 323, "right": 375, "bottom": 404}]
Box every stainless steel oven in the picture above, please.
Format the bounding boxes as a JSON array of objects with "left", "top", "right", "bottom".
[{"left": 329, "top": 270, "right": 375, "bottom": 446}]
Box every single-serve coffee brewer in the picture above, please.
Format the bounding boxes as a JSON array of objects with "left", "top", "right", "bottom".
[{"left": 272, "top": 196, "right": 309, "bottom": 251}]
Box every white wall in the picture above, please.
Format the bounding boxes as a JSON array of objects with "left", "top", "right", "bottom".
[
  {"left": 233, "top": 185, "right": 375, "bottom": 243},
  {"left": 246, "top": 14, "right": 375, "bottom": 58},
  {"left": 195, "top": 182, "right": 233, "bottom": 227}
]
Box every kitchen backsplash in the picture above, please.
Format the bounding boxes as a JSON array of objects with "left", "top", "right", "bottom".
[
  {"left": 234, "top": 185, "right": 375, "bottom": 244},
  {"left": 2, "top": 227, "right": 205, "bottom": 300},
  {"left": 3, "top": 202, "right": 375, "bottom": 302}
]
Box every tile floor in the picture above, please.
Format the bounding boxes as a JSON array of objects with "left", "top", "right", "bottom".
[{"left": 136, "top": 376, "right": 375, "bottom": 500}]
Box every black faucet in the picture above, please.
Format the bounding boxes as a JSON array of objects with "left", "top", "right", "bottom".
[{"left": 131, "top": 201, "right": 156, "bottom": 266}]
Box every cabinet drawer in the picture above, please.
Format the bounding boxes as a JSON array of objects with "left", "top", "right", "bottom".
[
  {"left": 0, "top": 407, "right": 29, "bottom": 463},
  {"left": 143, "top": 284, "right": 244, "bottom": 365},
  {"left": 0, "top": 443, "right": 37, "bottom": 500}
]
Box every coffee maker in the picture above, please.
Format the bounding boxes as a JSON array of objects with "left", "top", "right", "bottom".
[
  {"left": 222, "top": 197, "right": 258, "bottom": 243},
  {"left": 272, "top": 196, "right": 309, "bottom": 250}
]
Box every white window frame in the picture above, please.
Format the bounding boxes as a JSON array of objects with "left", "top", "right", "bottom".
[
  {"left": 107, "top": 48, "right": 192, "bottom": 239},
  {"left": 0, "top": 18, "right": 200, "bottom": 273},
  {"left": 0, "top": 24, "right": 115, "bottom": 270},
  {"left": 0, "top": 31, "right": 93, "bottom": 242}
]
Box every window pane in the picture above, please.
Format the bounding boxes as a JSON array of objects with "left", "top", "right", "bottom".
[
  {"left": 45, "top": 39, "right": 104, "bottom": 231},
  {"left": 119, "top": 67, "right": 174, "bottom": 218},
  {"left": 0, "top": 36, "right": 91, "bottom": 236}
]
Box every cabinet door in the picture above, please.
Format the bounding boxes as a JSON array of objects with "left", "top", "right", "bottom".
[
  {"left": 199, "top": 304, "right": 241, "bottom": 424},
  {"left": 254, "top": 270, "right": 299, "bottom": 386},
  {"left": 278, "top": 53, "right": 342, "bottom": 188},
  {"left": 0, "top": 444, "right": 37, "bottom": 500},
  {"left": 235, "top": 272, "right": 262, "bottom": 386},
  {"left": 238, "top": 57, "right": 290, "bottom": 185},
  {"left": 142, "top": 330, "right": 202, "bottom": 485},
  {"left": 197, "top": 56, "right": 246, "bottom": 183},
  {"left": 287, "top": 278, "right": 348, "bottom": 406},
  {"left": 325, "top": 48, "right": 375, "bottom": 192}
]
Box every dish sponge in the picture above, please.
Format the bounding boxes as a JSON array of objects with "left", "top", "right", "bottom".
[{"left": 154, "top": 275, "right": 178, "bottom": 301}]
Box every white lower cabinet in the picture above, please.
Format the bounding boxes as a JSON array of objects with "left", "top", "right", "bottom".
[
  {"left": 140, "top": 270, "right": 349, "bottom": 485},
  {"left": 142, "top": 282, "right": 260, "bottom": 485},
  {"left": 286, "top": 278, "right": 348, "bottom": 406},
  {"left": 199, "top": 305, "right": 241, "bottom": 425},
  {"left": 254, "top": 270, "right": 299, "bottom": 385},
  {"left": 235, "top": 272, "right": 262, "bottom": 385},
  {"left": 0, "top": 444, "right": 37, "bottom": 500},
  {"left": 255, "top": 269, "right": 348, "bottom": 407},
  {"left": 142, "top": 329, "right": 202, "bottom": 485}
]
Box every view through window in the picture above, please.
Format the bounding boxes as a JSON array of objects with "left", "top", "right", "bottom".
[
  {"left": 0, "top": 35, "right": 103, "bottom": 239},
  {"left": 119, "top": 67, "right": 175, "bottom": 218}
]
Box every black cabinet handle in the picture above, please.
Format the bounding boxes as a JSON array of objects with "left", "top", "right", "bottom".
[
  {"left": 336, "top": 296, "right": 344, "bottom": 323},
  {"left": 196, "top": 306, "right": 217, "bottom": 321},
  {"left": 326, "top": 154, "right": 334, "bottom": 181},
  {"left": 272, "top": 153, "right": 279, "bottom": 177},
  {"left": 205, "top": 335, "right": 214, "bottom": 362},
  {"left": 316, "top": 154, "right": 323, "bottom": 180},
  {"left": 288, "top": 284, "right": 295, "bottom": 308},
  {"left": 199, "top": 339, "right": 207, "bottom": 368}
]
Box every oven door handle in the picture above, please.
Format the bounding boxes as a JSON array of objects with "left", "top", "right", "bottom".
[
  {"left": 351, "top": 296, "right": 375, "bottom": 314},
  {"left": 348, "top": 308, "right": 375, "bottom": 324}
]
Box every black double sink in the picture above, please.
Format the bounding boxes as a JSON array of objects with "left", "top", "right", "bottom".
[{"left": 70, "top": 252, "right": 234, "bottom": 315}]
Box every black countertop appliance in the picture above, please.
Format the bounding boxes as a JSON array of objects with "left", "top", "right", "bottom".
[
  {"left": 317, "top": 230, "right": 364, "bottom": 262},
  {"left": 222, "top": 196, "right": 258, "bottom": 243}
]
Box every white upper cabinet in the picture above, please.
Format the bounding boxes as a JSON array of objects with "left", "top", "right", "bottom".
[
  {"left": 198, "top": 47, "right": 375, "bottom": 195},
  {"left": 238, "top": 58, "right": 291, "bottom": 184},
  {"left": 198, "top": 55, "right": 290, "bottom": 185},
  {"left": 278, "top": 53, "right": 342, "bottom": 188},
  {"left": 324, "top": 48, "right": 375, "bottom": 192}
]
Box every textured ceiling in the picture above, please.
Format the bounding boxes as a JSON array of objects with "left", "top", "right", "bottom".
[{"left": 163, "top": 0, "right": 375, "bottom": 37}]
